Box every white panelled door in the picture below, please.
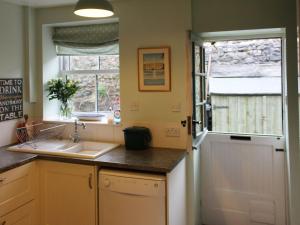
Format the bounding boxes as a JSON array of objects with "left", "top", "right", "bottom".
[{"left": 201, "top": 133, "right": 286, "bottom": 225}]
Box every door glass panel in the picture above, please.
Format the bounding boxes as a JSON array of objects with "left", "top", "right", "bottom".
[
  {"left": 195, "top": 105, "right": 202, "bottom": 135},
  {"left": 195, "top": 76, "right": 201, "bottom": 104},
  {"left": 204, "top": 38, "right": 283, "bottom": 136},
  {"left": 195, "top": 46, "right": 201, "bottom": 74}
]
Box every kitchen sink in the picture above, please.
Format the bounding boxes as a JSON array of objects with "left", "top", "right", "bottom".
[
  {"left": 7, "top": 139, "right": 119, "bottom": 159},
  {"left": 63, "top": 141, "right": 120, "bottom": 158}
]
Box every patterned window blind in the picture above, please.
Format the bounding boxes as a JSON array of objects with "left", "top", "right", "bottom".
[{"left": 53, "top": 22, "right": 119, "bottom": 55}]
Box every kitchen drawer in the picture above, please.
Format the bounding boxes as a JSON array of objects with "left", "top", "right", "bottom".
[
  {"left": 0, "top": 201, "right": 36, "bottom": 225},
  {"left": 0, "top": 162, "right": 37, "bottom": 217}
]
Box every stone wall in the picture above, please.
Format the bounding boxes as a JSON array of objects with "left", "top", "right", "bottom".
[
  {"left": 66, "top": 55, "right": 120, "bottom": 112},
  {"left": 204, "top": 38, "right": 282, "bottom": 77}
]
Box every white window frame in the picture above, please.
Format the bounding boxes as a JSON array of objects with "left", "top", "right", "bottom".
[{"left": 58, "top": 55, "right": 120, "bottom": 113}]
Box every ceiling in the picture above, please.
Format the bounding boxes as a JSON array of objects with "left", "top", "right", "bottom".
[{"left": 2, "top": 0, "right": 77, "bottom": 8}]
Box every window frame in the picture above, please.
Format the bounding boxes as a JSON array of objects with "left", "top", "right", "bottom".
[{"left": 58, "top": 55, "right": 120, "bottom": 113}]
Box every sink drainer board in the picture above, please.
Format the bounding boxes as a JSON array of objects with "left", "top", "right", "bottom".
[
  {"left": 8, "top": 140, "right": 120, "bottom": 159},
  {"left": 11, "top": 122, "right": 120, "bottom": 159}
]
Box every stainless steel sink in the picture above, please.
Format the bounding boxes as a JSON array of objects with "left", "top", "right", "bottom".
[{"left": 7, "top": 139, "right": 119, "bottom": 159}]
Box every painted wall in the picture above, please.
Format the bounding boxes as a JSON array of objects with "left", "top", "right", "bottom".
[
  {"left": 0, "top": 1, "right": 34, "bottom": 147},
  {"left": 34, "top": 0, "right": 191, "bottom": 149},
  {"left": 192, "top": 0, "right": 300, "bottom": 224}
]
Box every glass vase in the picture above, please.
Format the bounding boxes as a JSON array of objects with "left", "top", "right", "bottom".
[{"left": 60, "top": 101, "right": 72, "bottom": 120}]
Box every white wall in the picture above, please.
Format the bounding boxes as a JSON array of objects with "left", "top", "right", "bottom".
[
  {"left": 34, "top": 0, "right": 191, "bottom": 149},
  {"left": 0, "top": 1, "right": 34, "bottom": 147}
]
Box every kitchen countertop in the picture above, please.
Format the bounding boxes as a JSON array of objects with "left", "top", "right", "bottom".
[
  {"left": 0, "top": 145, "right": 37, "bottom": 173},
  {"left": 95, "top": 146, "right": 186, "bottom": 173},
  {"left": 0, "top": 145, "right": 186, "bottom": 174}
]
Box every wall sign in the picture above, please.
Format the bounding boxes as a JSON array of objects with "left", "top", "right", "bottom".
[{"left": 0, "top": 79, "right": 23, "bottom": 122}]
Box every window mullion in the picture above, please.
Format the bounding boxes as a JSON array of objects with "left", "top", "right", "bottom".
[
  {"left": 68, "top": 56, "right": 71, "bottom": 71},
  {"left": 96, "top": 74, "right": 99, "bottom": 112}
]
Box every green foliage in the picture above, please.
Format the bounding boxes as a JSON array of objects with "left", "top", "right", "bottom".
[
  {"left": 46, "top": 78, "right": 80, "bottom": 104},
  {"left": 98, "top": 84, "right": 107, "bottom": 97}
]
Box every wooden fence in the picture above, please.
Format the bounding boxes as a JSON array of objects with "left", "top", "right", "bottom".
[{"left": 211, "top": 95, "right": 283, "bottom": 135}]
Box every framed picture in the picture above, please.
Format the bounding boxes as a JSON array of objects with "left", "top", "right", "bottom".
[{"left": 138, "top": 47, "right": 171, "bottom": 91}]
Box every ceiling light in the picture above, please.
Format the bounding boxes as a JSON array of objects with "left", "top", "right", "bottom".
[{"left": 74, "top": 0, "right": 114, "bottom": 18}]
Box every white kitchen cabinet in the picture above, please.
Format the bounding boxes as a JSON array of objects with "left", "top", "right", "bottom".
[
  {"left": 39, "top": 161, "right": 97, "bottom": 225},
  {"left": 0, "top": 162, "right": 38, "bottom": 217},
  {"left": 0, "top": 200, "right": 36, "bottom": 225}
]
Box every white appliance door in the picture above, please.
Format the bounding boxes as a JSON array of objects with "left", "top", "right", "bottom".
[
  {"left": 201, "top": 133, "right": 286, "bottom": 225},
  {"left": 99, "top": 173, "right": 166, "bottom": 225}
]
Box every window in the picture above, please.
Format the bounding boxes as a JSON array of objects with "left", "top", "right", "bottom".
[
  {"left": 204, "top": 38, "right": 283, "bottom": 136},
  {"left": 59, "top": 54, "right": 120, "bottom": 112}
]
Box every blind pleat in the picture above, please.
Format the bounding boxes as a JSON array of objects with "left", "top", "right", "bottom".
[{"left": 53, "top": 22, "right": 119, "bottom": 48}]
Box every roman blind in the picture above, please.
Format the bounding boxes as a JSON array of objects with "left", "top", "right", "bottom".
[{"left": 53, "top": 22, "right": 119, "bottom": 55}]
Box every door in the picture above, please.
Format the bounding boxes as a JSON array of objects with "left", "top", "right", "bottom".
[
  {"left": 200, "top": 36, "right": 287, "bottom": 225},
  {"left": 39, "top": 161, "right": 97, "bottom": 225},
  {"left": 201, "top": 134, "right": 286, "bottom": 225},
  {"left": 186, "top": 33, "right": 208, "bottom": 225}
]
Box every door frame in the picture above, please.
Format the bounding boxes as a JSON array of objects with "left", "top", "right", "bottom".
[{"left": 188, "top": 28, "right": 290, "bottom": 225}]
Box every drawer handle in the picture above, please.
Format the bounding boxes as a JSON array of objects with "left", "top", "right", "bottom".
[{"left": 88, "top": 174, "right": 93, "bottom": 190}]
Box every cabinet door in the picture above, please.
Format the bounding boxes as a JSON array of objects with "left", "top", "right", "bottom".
[
  {"left": 0, "top": 162, "right": 37, "bottom": 217},
  {"left": 39, "top": 161, "right": 97, "bottom": 225},
  {"left": 0, "top": 201, "right": 36, "bottom": 225}
]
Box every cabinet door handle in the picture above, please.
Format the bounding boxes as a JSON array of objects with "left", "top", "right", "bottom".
[{"left": 88, "top": 174, "right": 93, "bottom": 190}]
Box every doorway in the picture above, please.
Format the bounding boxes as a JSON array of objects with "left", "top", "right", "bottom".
[{"left": 191, "top": 30, "right": 287, "bottom": 225}]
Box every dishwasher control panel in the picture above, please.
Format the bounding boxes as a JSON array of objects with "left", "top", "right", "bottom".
[{"left": 99, "top": 170, "right": 166, "bottom": 197}]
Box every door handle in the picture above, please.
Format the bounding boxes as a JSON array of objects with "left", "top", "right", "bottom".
[
  {"left": 88, "top": 174, "right": 93, "bottom": 190},
  {"left": 192, "top": 120, "right": 201, "bottom": 125}
]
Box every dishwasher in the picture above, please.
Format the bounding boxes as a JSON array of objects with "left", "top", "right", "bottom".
[{"left": 99, "top": 169, "right": 166, "bottom": 225}]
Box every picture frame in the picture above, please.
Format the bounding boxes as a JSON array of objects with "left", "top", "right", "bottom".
[{"left": 138, "top": 47, "right": 171, "bottom": 92}]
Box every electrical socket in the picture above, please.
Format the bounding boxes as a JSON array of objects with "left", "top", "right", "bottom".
[{"left": 165, "top": 128, "right": 180, "bottom": 137}]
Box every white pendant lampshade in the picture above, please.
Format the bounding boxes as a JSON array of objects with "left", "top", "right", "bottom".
[{"left": 74, "top": 0, "right": 114, "bottom": 18}]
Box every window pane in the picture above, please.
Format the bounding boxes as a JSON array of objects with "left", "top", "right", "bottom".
[
  {"left": 100, "top": 55, "right": 119, "bottom": 70},
  {"left": 67, "top": 74, "right": 97, "bottom": 112},
  {"left": 195, "top": 46, "right": 201, "bottom": 74},
  {"left": 195, "top": 76, "right": 201, "bottom": 104},
  {"left": 70, "top": 56, "right": 99, "bottom": 70},
  {"left": 97, "top": 73, "right": 120, "bottom": 111},
  {"left": 61, "top": 56, "right": 70, "bottom": 71},
  {"left": 205, "top": 38, "right": 282, "bottom": 135}
]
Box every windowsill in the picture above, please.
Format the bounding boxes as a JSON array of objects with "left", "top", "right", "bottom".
[{"left": 43, "top": 117, "right": 122, "bottom": 127}]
